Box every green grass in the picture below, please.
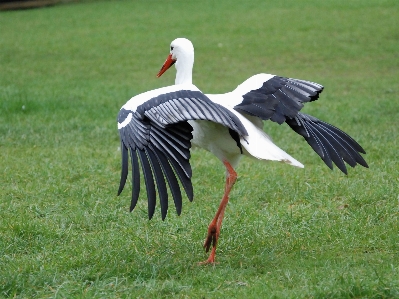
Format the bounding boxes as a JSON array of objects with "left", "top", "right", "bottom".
[{"left": 1, "top": 0, "right": 399, "bottom": 297}]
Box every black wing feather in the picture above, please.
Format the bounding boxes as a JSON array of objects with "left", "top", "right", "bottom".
[
  {"left": 145, "top": 147, "right": 169, "bottom": 220},
  {"left": 300, "top": 118, "right": 334, "bottom": 169},
  {"left": 234, "top": 76, "right": 323, "bottom": 124},
  {"left": 129, "top": 148, "right": 140, "bottom": 212},
  {"left": 117, "top": 142, "right": 129, "bottom": 196},
  {"left": 150, "top": 145, "right": 183, "bottom": 216},
  {"left": 166, "top": 150, "right": 194, "bottom": 202},
  {"left": 316, "top": 122, "right": 368, "bottom": 168},
  {"left": 149, "top": 126, "right": 192, "bottom": 177},
  {"left": 313, "top": 122, "right": 358, "bottom": 168},
  {"left": 286, "top": 113, "right": 369, "bottom": 173},
  {"left": 137, "top": 149, "right": 157, "bottom": 219},
  {"left": 118, "top": 89, "right": 246, "bottom": 219},
  {"left": 304, "top": 120, "right": 348, "bottom": 173}
]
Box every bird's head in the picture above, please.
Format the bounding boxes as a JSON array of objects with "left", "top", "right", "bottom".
[{"left": 157, "top": 38, "right": 194, "bottom": 78}]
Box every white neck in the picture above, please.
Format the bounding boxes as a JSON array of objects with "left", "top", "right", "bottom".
[{"left": 174, "top": 51, "right": 194, "bottom": 85}]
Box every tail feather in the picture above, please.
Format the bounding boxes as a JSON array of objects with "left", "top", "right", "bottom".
[{"left": 237, "top": 114, "right": 304, "bottom": 168}]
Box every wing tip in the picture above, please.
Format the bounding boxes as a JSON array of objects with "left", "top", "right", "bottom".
[{"left": 286, "top": 113, "right": 368, "bottom": 174}]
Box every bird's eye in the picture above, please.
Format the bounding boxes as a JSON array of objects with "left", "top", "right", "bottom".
[{"left": 170, "top": 46, "right": 174, "bottom": 51}]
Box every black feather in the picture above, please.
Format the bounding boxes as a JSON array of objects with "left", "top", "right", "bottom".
[
  {"left": 137, "top": 149, "right": 156, "bottom": 219},
  {"left": 150, "top": 145, "right": 183, "bottom": 216},
  {"left": 286, "top": 113, "right": 368, "bottom": 173},
  {"left": 301, "top": 119, "right": 334, "bottom": 170},
  {"left": 229, "top": 128, "right": 243, "bottom": 154},
  {"left": 166, "top": 153, "right": 194, "bottom": 202},
  {"left": 145, "top": 147, "right": 169, "bottom": 220},
  {"left": 149, "top": 128, "right": 192, "bottom": 178},
  {"left": 317, "top": 122, "right": 368, "bottom": 168},
  {"left": 130, "top": 149, "right": 140, "bottom": 212},
  {"left": 117, "top": 142, "right": 129, "bottom": 196},
  {"left": 234, "top": 76, "right": 324, "bottom": 124},
  {"left": 304, "top": 120, "right": 348, "bottom": 174},
  {"left": 314, "top": 123, "right": 359, "bottom": 168}
]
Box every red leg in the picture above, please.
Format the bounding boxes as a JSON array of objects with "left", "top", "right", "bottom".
[{"left": 199, "top": 161, "right": 237, "bottom": 264}]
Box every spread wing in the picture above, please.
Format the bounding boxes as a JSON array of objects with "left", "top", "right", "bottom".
[
  {"left": 233, "top": 75, "right": 368, "bottom": 173},
  {"left": 234, "top": 75, "right": 323, "bottom": 124},
  {"left": 117, "top": 89, "right": 247, "bottom": 220}
]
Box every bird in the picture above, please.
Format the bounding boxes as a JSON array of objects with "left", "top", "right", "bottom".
[{"left": 117, "top": 38, "right": 368, "bottom": 264}]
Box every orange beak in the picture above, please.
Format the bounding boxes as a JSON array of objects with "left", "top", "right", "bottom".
[{"left": 157, "top": 54, "right": 176, "bottom": 77}]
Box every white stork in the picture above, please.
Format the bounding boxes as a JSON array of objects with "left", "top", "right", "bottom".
[{"left": 117, "top": 38, "right": 368, "bottom": 264}]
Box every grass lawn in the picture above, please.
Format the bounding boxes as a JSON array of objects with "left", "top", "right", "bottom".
[{"left": 1, "top": 0, "right": 398, "bottom": 297}]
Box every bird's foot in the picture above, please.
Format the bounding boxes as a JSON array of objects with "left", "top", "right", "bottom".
[
  {"left": 198, "top": 247, "right": 218, "bottom": 265},
  {"left": 198, "top": 256, "right": 217, "bottom": 265},
  {"left": 198, "top": 225, "right": 218, "bottom": 265}
]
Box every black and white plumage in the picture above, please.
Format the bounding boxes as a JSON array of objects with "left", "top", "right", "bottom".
[
  {"left": 117, "top": 38, "right": 368, "bottom": 264},
  {"left": 117, "top": 85, "right": 247, "bottom": 220}
]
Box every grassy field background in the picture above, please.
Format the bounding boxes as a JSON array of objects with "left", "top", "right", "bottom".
[{"left": 1, "top": 0, "right": 398, "bottom": 298}]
